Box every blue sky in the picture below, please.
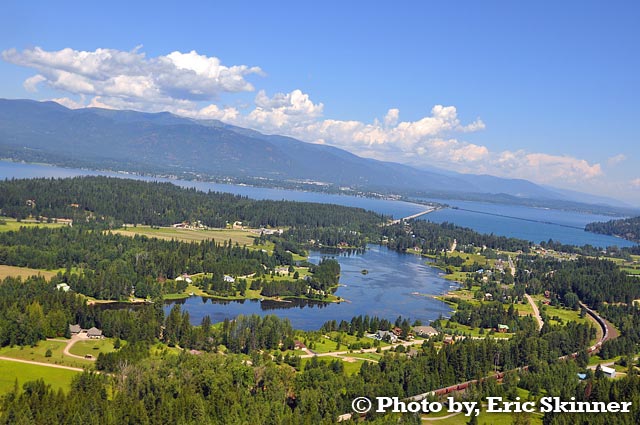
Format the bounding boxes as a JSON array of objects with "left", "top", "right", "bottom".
[{"left": 2, "top": 1, "right": 639, "bottom": 205}]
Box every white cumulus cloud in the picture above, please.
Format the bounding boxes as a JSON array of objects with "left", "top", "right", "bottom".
[
  {"left": 2, "top": 46, "right": 263, "bottom": 111},
  {"left": 2, "top": 45, "right": 609, "bottom": 191}
]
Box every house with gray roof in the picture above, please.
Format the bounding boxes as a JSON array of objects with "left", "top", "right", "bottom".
[{"left": 86, "top": 327, "right": 103, "bottom": 339}]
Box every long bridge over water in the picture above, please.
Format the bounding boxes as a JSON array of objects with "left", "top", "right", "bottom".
[{"left": 387, "top": 208, "right": 436, "bottom": 225}]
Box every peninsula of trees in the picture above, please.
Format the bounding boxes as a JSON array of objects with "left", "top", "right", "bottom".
[{"left": 586, "top": 215, "right": 640, "bottom": 243}]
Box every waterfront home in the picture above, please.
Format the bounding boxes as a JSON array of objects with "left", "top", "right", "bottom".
[
  {"left": 376, "top": 330, "right": 398, "bottom": 343},
  {"left": 412, "top": 325, "right": 439, "bottom": 337}
]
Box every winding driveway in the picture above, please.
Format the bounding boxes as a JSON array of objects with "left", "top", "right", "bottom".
[{"left": 48, "top": 333, "right": 97, "bottom": 361}]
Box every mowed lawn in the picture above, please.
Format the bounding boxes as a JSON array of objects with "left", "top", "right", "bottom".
[
  {"left": 0, "top": 265, "right": 58, "bottom": 280},
  {"left": 0, "top": 360, "right": 79, "bottom": 394},
  {"left": 113, "top": 226, "right": 256, "bottom": 245},
  {"left": 68, "top": 339, "right": 118, "bottom": 357},
  {"left": 0, "top": 341, "right": 93, "bottom": 369},
  {"left": 0, "top": 218, "right": 65, "bottom": 232}
]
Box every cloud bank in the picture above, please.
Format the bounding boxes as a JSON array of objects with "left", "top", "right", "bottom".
[{"left": 3, "top": 46, "right": 604, "bottom": 187}]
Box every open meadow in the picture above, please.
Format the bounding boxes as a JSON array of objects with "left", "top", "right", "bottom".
[
  {"left": 113, "top": 225, "right": 257, "bottom": 245},
  {"left": 0, "top": 360, "right": 79, "bottom": 394}
]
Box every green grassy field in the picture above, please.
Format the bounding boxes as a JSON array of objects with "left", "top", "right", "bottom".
[
  {"left": 0, "top": 341, "right": 94, "bottom": 369},
  {"left": 309, "top": 332, "right": 387, "bottom": 353},
  {"left": 0, "top": 360, "right": 79, "bottom": 394},
  {"left": 68, "top": 338, "right": 118, "bottom": 357},
  {"left": 299, "top": 356, "right": 364, "bottom": 376},
  {"left": 531, "top": 295, "right": 589, "bottom": 326},
  {"left": 0, "top": 217, "right": 65, "bottom": 233},
  {"left": 512, "top": 300, "right": 534, "bottom": 316}
]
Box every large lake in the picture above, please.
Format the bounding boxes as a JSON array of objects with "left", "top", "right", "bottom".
[
  {"left": 1, "top": 160, "right": 637, "bottom": 329},
  {"left": 0, "top": 161, "right": 634, "bottom": 248}
]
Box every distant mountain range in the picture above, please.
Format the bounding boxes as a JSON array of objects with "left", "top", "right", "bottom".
[{"left": 0, "top": 98, "right": 636, "bottom": 215}]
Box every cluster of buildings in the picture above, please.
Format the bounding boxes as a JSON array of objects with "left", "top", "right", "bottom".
[
  {"left": 171, "top": 220, "right": 208, "bottom": 230},
  {"left": 372, "top": 325, "right": 440, "bottom": 344},
  {"left": 68, "top": 324, "right": 104, "bottom": 339}
]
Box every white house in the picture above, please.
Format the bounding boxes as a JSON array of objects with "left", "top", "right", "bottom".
[
  {"left": 56, "top": 283, "right": 71, "bottom": 292},
  {"left": 175, "top": 274, "right": 193, "bottom": 284},
  {"left": 375, "top": 330, "right": 398, "bottom": 343},
  {"left": 601, "top": 366, "right": 616, "bottom": 378}
]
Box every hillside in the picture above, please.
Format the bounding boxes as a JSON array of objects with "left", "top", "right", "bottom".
[
  {"left": 0, "top": 98, "right": 632, "bottom": 214},
  {"left": 585, "top": 216, "right": 640, "bottom": 243}
]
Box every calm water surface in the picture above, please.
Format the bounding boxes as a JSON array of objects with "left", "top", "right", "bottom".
[{"left": 163, "top": 245, "right": 453, "bottom": 330}]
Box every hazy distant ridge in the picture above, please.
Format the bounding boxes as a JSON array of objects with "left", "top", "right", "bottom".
[{"left": 0, "top": 98, "right": 633, "bottom": 213}]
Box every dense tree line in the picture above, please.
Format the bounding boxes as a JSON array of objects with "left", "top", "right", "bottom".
[
  {"left": 0, "top": 352, "right": 428, "bottom": 424},
  {"left": 277, "top": 226, "right": 372, "bottom": 249},
  {"left": 0, "top": 226, "right": 286, "bottom": 300},
  {"left": 321, "top": 315, "right": 404, "bottom": 336},
  {"left": 0, "top": 176, "right": 385, "bottom": 229},
  {"left": 518, "top": 256, "right": 640, "bottom": 309},
  {"left": 0, "top": 275, "right": 82, "bottom": 346},
  {"left": 0, "top": 323, "right": 602, "bottom": 425},
  {"left": 586, "top": 216, "right": 640, "bottom": 243},
  {"left": 0, "top": 275, "right": 162, "bottom": 349},
  {"left": 448, "top": 300, "right": 530, "bottom": 332},
  {"left": 382, "top": 220, "right": 532, "bottom": 253},
  {"left": 597, "top": 304, "right": 640, "bottom": 360}
]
